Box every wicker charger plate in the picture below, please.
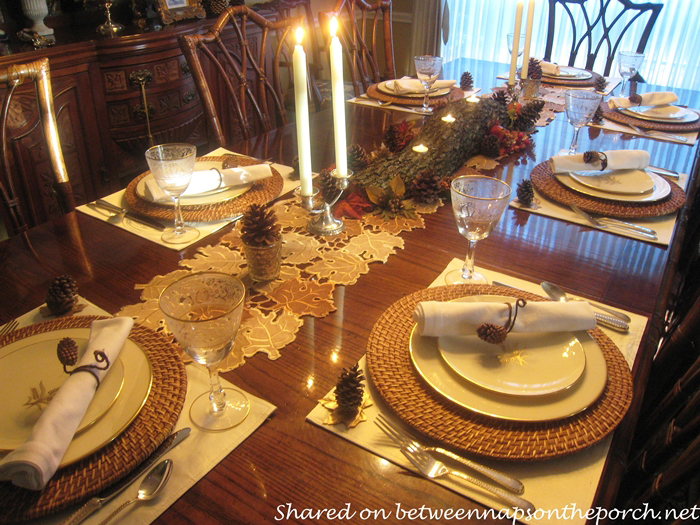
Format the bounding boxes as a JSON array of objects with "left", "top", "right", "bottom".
[
  {"left": 366, "top": 84, "right": 464, "bottom": 106},
  {"left": 366, "top": 284, "right": 633, "bottom": 461},
  {"left": 540, "top": 69, "right": 603, "bottom": 87},
  {"left": 530, "top": 161, "right": 685, "bottom": 219},
  {"left": 0, "top": 316, "right": 186, "bottom": 523},
  {"left": 601, "top": 103, "right": 700, "bottom": 132},
  {"left": 125, "top": 155, "right": 284, "bottom": 222}
]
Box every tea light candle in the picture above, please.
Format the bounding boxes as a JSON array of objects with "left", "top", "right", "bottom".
[
  {"left": 508, "top": 1, "right": 523, "bottom": 86},
  {"left": 412, "top": 144, "right": 429, "bottom": 153},
  {"left": 293, "top": 27, "right": 313, "bottom": 196},
  {"left": 441, "top": 114, "right": 456, "bottom": 123},
  {"left": 329, "top": 17, "right": 348, "bottom": 177},
  {"left": 466, "top": 94, "right": 480, "bottom": 103},
  {"left": 521, "top": 0, "right": 535, "bottom": 79}
]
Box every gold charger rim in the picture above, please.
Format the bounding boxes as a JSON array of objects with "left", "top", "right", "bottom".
[
  {"left": 366, "top": 84, "right": 464, "bottom": 106},
  {"left": 539, "top": 69, "right": 602, "bottom": 87},
  {"left": 366, "top": 284, "right": 633, "bottom": 461},
  {"left": 0, "top": 316, "right": 186, "bottom": 522}
]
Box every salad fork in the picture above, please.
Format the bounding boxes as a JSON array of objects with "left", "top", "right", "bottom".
[
  {"left": 0, "top": 318, "right": 18, "bottom": 338},
  {"left": 375, "top": 414, "right": 524, "bottom": 493}
]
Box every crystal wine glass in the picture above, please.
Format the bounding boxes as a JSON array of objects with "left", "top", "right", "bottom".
[
  {"left": 564, "top": 90, "right": 603, "bottom": 155},
  {"left": 445, "top": 176, "right": 511, "bottom": 285},
  {"left": 617, "top": 51, "right": 644, "bottom": 96},
  {"left": 160, "top": 272, "right": 248, "bottom": 431},
  {"left": 414, "top": 55, "right": 443, "bottom": 114},
  {"left": 507, "top": 33, "right": 526, "bottom": 60},
  {"left": 145, "top": 143, "right": 200, "bottom": 244}
]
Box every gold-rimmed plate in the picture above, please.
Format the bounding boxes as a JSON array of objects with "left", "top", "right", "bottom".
[
  {"left": 376, "top": 80, "right": 452, "bottom": 98},
  {"left": 0, "top": 327, "right": 152, "bottom": 466},
  {"left": 556, "top": 170, "right": 670, "bottom": 202},
  {"left": 620, "top": 105, "right": 699, "bottom": 124},
  {"left": 569, "top": 168, "right": 656, "bottom": 195},
  {"left": 542, "top": 66, "right": 592, "bottom": 80}
]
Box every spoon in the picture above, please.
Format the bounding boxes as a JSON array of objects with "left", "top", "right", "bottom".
[
  {"left": 97, "top": 459, "right": 173, "bottom": 525},
  {"left": 540, "top": 282, "right": 632, "bottom": 323}
]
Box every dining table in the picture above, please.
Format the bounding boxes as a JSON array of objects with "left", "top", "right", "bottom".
[{"left": 1, "top": 58, "right": 699, "bottom": 525}]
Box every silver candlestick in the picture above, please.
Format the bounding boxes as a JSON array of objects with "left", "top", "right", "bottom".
[{"left": 296, "top": 169, "right": 353, "bottom": 236}]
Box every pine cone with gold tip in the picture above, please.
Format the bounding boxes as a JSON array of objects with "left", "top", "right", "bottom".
[
  {"left": 46, "top": 275, "right": 78, "bottom": 316},
  {"left": 384, "top": 120, "right": 415, "bottom": 153},
  {"left": 516, "top": 179, "right": 535, "bottom": 207},
  {"left": 318, "top": 168, "right": 342, "bottom": 202},
  {"left": 57, "top": 337, "right": 78, "bottom": 370},
  {"left": 240, "top": 204, "right": 281, "bottom": 247},
  {"left": 460, "top": 71, "right": 473, "bottom": 91},
  {"left": 476, "top": 323, "right": 508, "bottom": 345},
  {"left": 347, "top": 144, "right": 369, "bottom": 172},
  {"left": 410, "top": 169, "right": 444, "bottom": 203},
  {"left": 527, "top": 58, "right": 542, "bottom": 79},
  {"left": 594, "top": 76, "right": 608, "bottom": 93},
  {"left": 335, "top": 364, "right": 365, "bottom": 417}
]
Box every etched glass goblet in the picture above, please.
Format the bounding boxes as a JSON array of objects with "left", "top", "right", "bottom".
[
  {"left": 414, "top": 55, "right": 443, "bottom": 114},
  {"left": 565, "top": 90, "right": 603, "bottom": 155},
  {"left": 618, "top": 51, "right": 644, "bottom": 96}
]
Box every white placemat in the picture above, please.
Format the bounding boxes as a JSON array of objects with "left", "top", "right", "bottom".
[
  {"left": 3, "top": 300, "right": 276, "bottom": 525},
  {"left": 510, "top": 169, "right": 688, "bottom": 247},
  {"left": 589, "top": 118, "right": 698, "bottom": 146},
  {"left": 495, "top": 74, "right": 620, "bottom": 96},
  {"left": 306, "top": 262, "right": 646, "bottom": 525},
  {"left": 77, "top": 148, "right": 298, "bottom": 250}
]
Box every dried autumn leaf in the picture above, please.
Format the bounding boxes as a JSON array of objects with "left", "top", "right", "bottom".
[
  {"left": 180, "top": 245, "right": 247, "bottom": 274},
  {"left": 365, "top": 185, "right": 385, "bottom": 205},
  {"left": 363, "top": 213, "right": 425, "bottom": 234},
  {"left": 306, "top": 251, "right": 368, "bottom": 285},
  {"left": 388, "top": 174, "right": 405, "bottom": 197},
  {"left": 346, "top": 231, "right": 404, "bottom": 263},
  {"left": 267, "top": 277, "right": 336, "bottom": 317},
  {"left": 282, "top": 232, "right": 322, "bottom": 265},
  {"left": 134, "top": 269, "right": 191, "bottom": 300},
  {"left": 117, "top": 299, "right": 166, "bottom": 332},
  {"left": 239, "top": 308, "right": 303, "bottom": 359}
]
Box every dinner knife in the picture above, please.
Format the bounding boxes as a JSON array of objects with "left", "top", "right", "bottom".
[
  {"left": 59, "top": 427, "right": 190, "bottom": 525},
  {"left": 93, "top": 199, "right": 165, "bottom": 232},
  {"left": 647, "top": 166, "right": 680, "bottom": 180}
]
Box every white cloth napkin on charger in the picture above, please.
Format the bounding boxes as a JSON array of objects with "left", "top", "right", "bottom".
[
  {"left": 0, "top": 317, "right": 133, "bottom": 490},
  {"left": 145, "top": 164, "right": 272, "bottom": 203},
  {"left": 540, "top": 61, "right": 561, "bottom": 76},
  {"left": 609, "top": 91, "right": 678, "bottom": 109},
  {"left": 550, "top": 150, "right": 650, "bottom": 173},
  {"left": 389, "top": 76, "right": 456, "bottom": 94},
  {"left": 413, "top": 301, "right": 595, "bottom": 337}
]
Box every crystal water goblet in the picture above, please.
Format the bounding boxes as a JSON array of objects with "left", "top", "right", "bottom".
[
  {"left": 414, "top": 55, "right": 443, "bottom": 114},
  {"left": 564, "top": 90, "right": 603, "bottom": 155},
  {"left": 445, "top": 176, "right": 511, "bottom": 285},
  {"left": 145, "top": 143, "right": 200, "bottom": 244},
  {"left": 618, "top": 51, "right": 644, "bottom": 96},
  {"left": 160, "top": 272, "right": 248, "bottom": 431},
  {"left": 507, "top": 33, "right": 526, "bottom": 60}
]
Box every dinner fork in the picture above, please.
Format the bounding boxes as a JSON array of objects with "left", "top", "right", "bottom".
[
  {"left": 570, "top": 205, "right": 657, "bottom": 240},
  {"left": 627, "top": 124, "right": 688, "bottom": 143},
  {"left": 0, "top": 318, "right": 18, "bottom": 338},
  {"left": 375, "top": 415, "right": 524, "bottom": 494}
]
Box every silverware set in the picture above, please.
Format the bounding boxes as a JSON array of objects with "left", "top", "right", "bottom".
[
  {"left": 570, "top": 204, "right": 658, "bottom": 241},
  {"left": 627, "top": 124, "right": 688, "bottom": 143}
]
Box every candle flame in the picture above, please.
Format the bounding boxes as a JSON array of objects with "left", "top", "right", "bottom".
[
  {"left": 330, "top": 17, "right": 338, "bottom": 38},
  {"left": 296, "top": 26, "right": 304, "bottom": 45},
  {"left": 412, "top": 144, "right": 429, "bottom": 153},
  {"left": 441, "top": 114, "right": 455, "bottom": 123}
]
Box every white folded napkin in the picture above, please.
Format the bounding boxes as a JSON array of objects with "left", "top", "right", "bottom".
[
  {"left": 609, "top": 91, "right": 678, "bottom": 109},
  {"left": 0, "top": 317, "right": 133, "bottom": 490},
  {"left": 540, "top": 61, "right": 561, "bottom": 76},
  {"left": 389, "top": 76, "right": 456, "bottom": 94},
  {"left": 145, "top": 164, "right": 272, "bottom": 203},
  {"left": 413, "top": 300, "right": 595, "bottom": 337},
  {"left": 550, "top": 150, "right": 650, "bottom": 173}
]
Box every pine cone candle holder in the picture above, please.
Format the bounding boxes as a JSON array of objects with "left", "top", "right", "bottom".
[
  {"left": 460, "top": 71, "right": 474, "bottom": 91},
  {"left": 45, "top": 275, "right": 78, "bottom": 316},
  {"left": 241, "top": 204, "right": 283, "bottom": 282}
]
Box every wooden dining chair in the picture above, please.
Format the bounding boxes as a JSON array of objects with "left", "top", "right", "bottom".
[
  {"left": 319, "top": 0, "right": 396, "bottom": 98},
  {"left": 544, "top": 0, "right": 663, "bottom": 77},
  {"left": 179, "top": 6, "right": 305, "bottom": 149},
  {"left": 0, "top": 57, "right": 73, "bottom": 238}
]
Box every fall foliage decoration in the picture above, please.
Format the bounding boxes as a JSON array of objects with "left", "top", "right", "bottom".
[
  {"left": 384, "top": 120, "right": 416, "bottom": 153},
  {"left": 365, "top": 175, "right": 417, "bottom": 220}
]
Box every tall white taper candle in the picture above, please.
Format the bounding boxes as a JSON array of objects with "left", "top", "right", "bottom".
[
  {"left": 329, "top": 17, "right": 348, "bottom": 176},
  {"left": 521, "top": 0, "right": 535, "bottom": 79},
  {"left": 508, "top": 1, "right": 524, "bottom": 86},
  {"left": 293, "top": 27, "right": 313, "bottom": 196}
]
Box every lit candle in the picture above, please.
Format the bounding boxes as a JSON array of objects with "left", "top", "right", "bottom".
[
  {"left": 441, "top": 114, "right": 456, "bottom": 123},
  {"left": 293, "top": 27, "right": 313, "bottom": 196},
  {"left": 412, "top": 144, "right": 428, "bottom": 153},
  {"left": 466, "top": 94, "right": 480, "bottom": 103},
  {"left": 508, "top": 1, "right": 524, "bottom": 86},
  {"left": 329, "top": 18, "right": 348, "bottom": 177},
  {"left": 521, "top": 0, "right": 535, "bottom": 79}
]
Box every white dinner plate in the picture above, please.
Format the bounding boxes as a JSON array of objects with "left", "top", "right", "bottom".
[
  {"left": 410, "top": 296, "right": 607, "bottom": 421},
  {"left": 556, "top": 171, "right": 671, "bottom": 202},
  {"left": 569, "top": 169, "right": 656, "bottom": 195},
  {"left": 136, "top": 160, "right": 252, "bottom": 206},
  {"left": 620, "top": 105, "right": 699, "bottom": 124},
  {"left": 542, "top": 66, "right": 592, "bottom": 80},
  {"left": 0, "top": 327, "right": 152, "bottom": 466},
  {"left": 376, "top": 81, "right": 452, "bottom": 98}
]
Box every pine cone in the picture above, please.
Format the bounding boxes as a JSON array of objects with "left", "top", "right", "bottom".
[
  {"left": 583, "top": 151, "right": 607, "bottom": 170},
  {"left": 347, "top": 144, "right": 369, "bottom": 172},
  {"left": 207, "top": 0, "right": 230, "bottom": 15},
  {"left": 46, "top": 275, "right": 78, "bottom": 316},
  {"left": 480, "top": 134, "right": 501, "bottom": 158},
  {"left": 527, "top": 58, "right": 542, "bottom": 79},
  {"left": 368, "top": 143, "right": 390, "bottom": 163},
  {"left": 594, "top": 76, "right": 608, "bottom": 93},
  {"left": 460, "top": 71, "right": 473, "bottom": 91},
  {"left": 628, "top": 94, "right": 643, "bottom": 105},
  {"left": 476, "top": 323, "right": 508, "bottom": 345},
  {"left": 222, "top": 155, "right": 239, "bottom": 169},
  {"left": 492, "top": 90, "right": 509, "bottom": 106},
  {"left": 57, "top": 337, "right": 78, "bottom": 369},
  {"left": 335, "top": 364, "right": 365, "bottom": 417},
  {"left": 592, "top": 105, "right": 604, "bottom": 124},
  {"left": 318, "top": 168, "right": 342, "bottom": 202},
  {"left": 512, "top": 99, "right": 545, "bottom": 131},
  {"left": 240, "top": 204, "right": 281, "bottom": 247},
  {"left": 516, "top": 179, "right": 535, "bottom": 207},
  {"left": 410, "top": 169, "right": 443, "bottom": 203},
  {"left": 384, "top": 121, "right": 415, "bottom": 153}
]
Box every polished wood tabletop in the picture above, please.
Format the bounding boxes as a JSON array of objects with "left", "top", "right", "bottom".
[{"left": 1, "top": 61, "right": 699, "bottom": 524}]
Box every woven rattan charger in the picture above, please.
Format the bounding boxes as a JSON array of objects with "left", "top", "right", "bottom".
[
  {"left": 530, "top": 161, "right": 685, "bottom": 219},
  {"left": 0, "top": 316, "right": 187, "bottom": 523},
  {"left": 125, "top": 155, "right": 284, "bottom": 222},
  {"left": 366, "top": 84, "right": 464, "bottom": 107},
  {"left": 601, "top": 103, "right": 700, "bottom": 132},
  {"left": 366, "top": 284, "right": 633, "bottom": 461}
]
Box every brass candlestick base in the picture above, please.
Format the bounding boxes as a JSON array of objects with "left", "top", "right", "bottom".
[
  {"left": 97, "top": 1, "right": 124, "bottom": 36},
  {"left": 296, "top": 169, "right": 353, "bottom": 236}
]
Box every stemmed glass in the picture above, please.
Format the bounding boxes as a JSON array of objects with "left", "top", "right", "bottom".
[
  {"left": 564, "top": 90, "right": 603, "bottom": 155},
  {"left": 414, "top": 55, "right": 443, "bottom": 114},
  {"left": 617, "top": 51, "right": 644, "bottom": 96},
  {"left": 445, "top": 176, "right": 511, "bottom": 285},
  {"left": 160, "top": 272, "right": 248, "bottom": 431},
  {"left": 507, "top": 33, "right": 526, "bottom": 62},
  {"left": 145, "top": 143, "right": 200, "bottom": 244}
]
